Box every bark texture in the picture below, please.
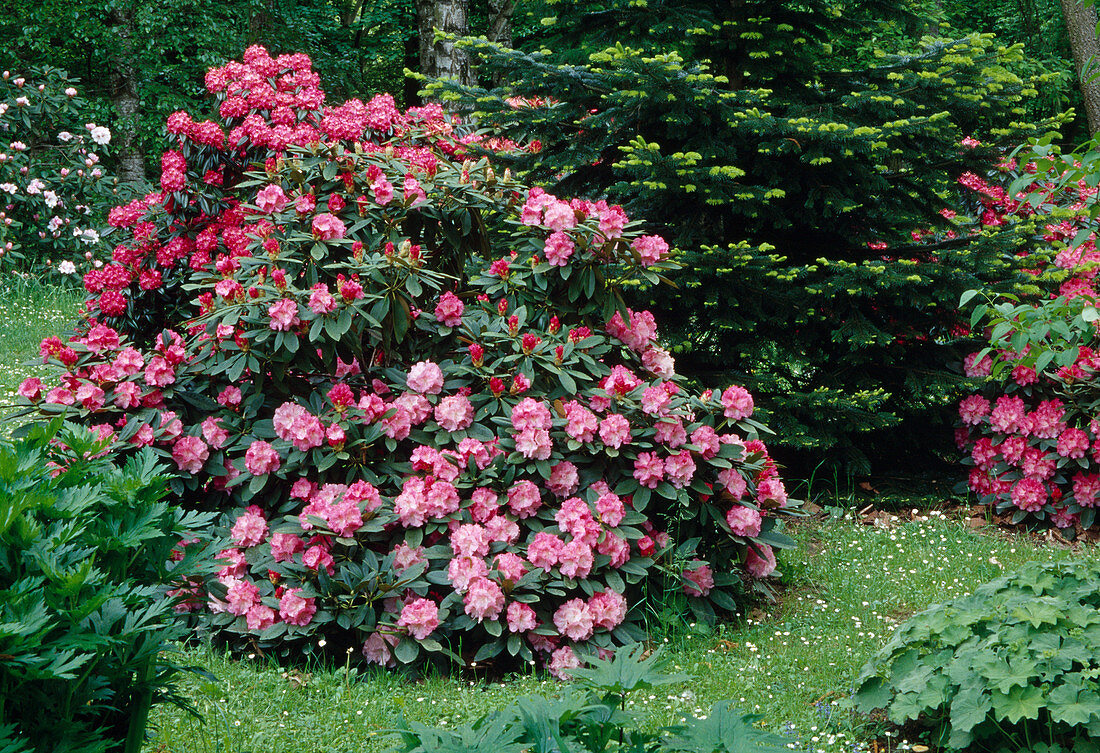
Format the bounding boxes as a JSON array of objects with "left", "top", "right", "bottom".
[
  {"left": 107, "top": 7, "right": 145, "bottom": 184},
  {"left": 415, "top": 0, "right": 472, "bottom": 88},
  {"left": 1061, "top": 0, "right": 1100, "bottom": 136}
]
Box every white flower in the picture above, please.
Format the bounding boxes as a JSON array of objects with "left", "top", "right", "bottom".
[
  {"left": 0, "top": 183, "right": 17, "bottom": 194},
  {"left": 9, "top": 141, "right": 26, "bottom": 151},
  {"left": 47, "top": 216, "right": 64, "bottom": 233},
  {"left": 58, "top": 260, "right": 76, "bottom": 275},
  {"left": 79, "top": 229, "right": 99, "bottom": 244},
  {"left": 14, "top": 96, "right": 28, "bottom": 107},
  {"left": 57, "top": 131, "right": 72, "bottom": 142},
  {"left": 64, "top": 87, "right": 77, "bottom": 97},
  {"left": 0, "top": 103, "right": 8, "bottom": 116},
  {"left": 24, "top": 178, "right": 44, "bottom": 194},
  {"left": 89, "top": 126, "right": 111, "bottom": 145}
]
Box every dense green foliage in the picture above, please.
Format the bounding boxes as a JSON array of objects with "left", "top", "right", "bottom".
[
  {"left": 855, "top": 559, "right": 1100, "bottom": 751},
  {"left": 431, "top": 0, "right": 1070, "bottom": 472},
  {"left": 0, "top": 421, "right": 218, "bottom": 753},
  {"left": 392, "top": 644, "right": 791, "bottom": 753}
]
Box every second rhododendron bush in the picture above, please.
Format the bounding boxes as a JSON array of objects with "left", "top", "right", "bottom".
[{"left": 21, "top": 46, "right": 798, "bottom": 676}]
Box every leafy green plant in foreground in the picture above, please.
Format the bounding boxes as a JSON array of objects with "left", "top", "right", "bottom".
[
  {"left": 0, "top": 421, "right": 219, "bottom": 752},
  {"left": 391, "top": 643, "right": 789, "bottom": 753},
  {"left": 855, "top": 558, "right": 1100, "bottom": 752}
]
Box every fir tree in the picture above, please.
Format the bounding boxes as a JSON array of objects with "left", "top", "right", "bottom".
[{"left": 429, "top": 0, "right": 1068, "bottom": 473}]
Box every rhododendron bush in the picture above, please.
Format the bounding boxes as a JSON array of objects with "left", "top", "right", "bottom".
[
  {"left": 956, "top": 144, "right": 1100, "bottom": 531},
  {"left": 21, "top": 47, "right": 796, "bottom": 674},
  {"left": 0, "top": 65, "right": 120, "bottom": 273}
]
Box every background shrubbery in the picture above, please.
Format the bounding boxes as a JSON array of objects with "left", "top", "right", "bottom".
[{"left": 0, "top": 66, "right": 122, "bottom": 275}]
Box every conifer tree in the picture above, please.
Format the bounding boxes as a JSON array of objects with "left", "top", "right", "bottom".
[{"left": 429, "top": 0, "right": 1068, "bottom": 473}]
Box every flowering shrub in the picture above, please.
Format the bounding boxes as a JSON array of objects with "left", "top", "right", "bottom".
[
  {"left": 0, "top": 65, "right": 120, "bottom": 274},
  {"left": 955, "top": 143, "right": 1100, "bottom": 530},
  {"left": 23, "top": 47, "right": 797, "bottom": 674}
]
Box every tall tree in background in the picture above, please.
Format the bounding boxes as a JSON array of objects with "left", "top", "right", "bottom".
[
  {"left": 1061, "top": 0, "right": 1100, "bottom": 133},
  {"left": 416, "top": 0, "right": 473, "bottom": 88},
  {"left": 432, "top": 0, "right": 1069, "bottom": 473}
]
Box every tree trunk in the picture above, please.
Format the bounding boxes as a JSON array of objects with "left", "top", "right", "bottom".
[
  {"left": 415, "top": 0, "right": 472, "bottom": 88},
  {"left": 486, "top": 0, "right": 515, "bottom": 87},
  {"left": 1061, "top": 0, "right": 1100, "bottom": 135},
  {"left": 107, "top": 7, "right": 145, "bottom": 184}
]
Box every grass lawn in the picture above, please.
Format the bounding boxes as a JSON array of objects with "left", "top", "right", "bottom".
[
  {"left": 0, "top": 273, "right": 81, "bottom": 431},
  {"left": 145, "top": 509, "right": 1098, "bottom": 753}
]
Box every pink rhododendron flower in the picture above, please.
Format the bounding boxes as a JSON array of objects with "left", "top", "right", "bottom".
[
  {"left": 279, "top": 588, "right": 317, "bottom": 626},
  {"left": 958, "top": 395, "right": 991, "bottom": 425},
  {"left": 553, "top": 598, "right": 594, "bottom": 641},
  {"left": 303, "top": 544, "right": 335, "bottom": 574},
  {"left": 1011, "top": 477, "right": 1046, "bottom": 512},
  {"left": 451, "top": 523, "right": 491, "bottom": 557},
  {"left": 756, "top": 476, "right": 788, "bottom": 506},
  {"left": 273, "top": 401, "right": 326, "bottom": 451},
  {"left": 633, "top": 451, "right": 665, "bottom": 489},
  {"left": 494, "top": 552, "right": 528, "bottom": 581},
  {"left": 631, "top": 235, "right": 669, "bottom": 266},
  {"left": 231, "top": 506, "right": 269, "bottom": 547},
  {"left": 726, "top": 505, "right": 762, "bottom": 537},
  {"left": 588, "top": 590, "right": 627, "bottom": 630},
  {"left": 256, "top": 184, "right": 288, "bottom": 213},
  {"left": 549, "top": 646, "right": 581, "bottom": 680},
  {"left": 225, "top": 578, "right": 260, "bottom": 616},
  {"left": 172, "top": 435, "right": 209, "bottom": 474},
  {"left": 547, "top": 461, "right": 579, "bottom": 497},
  {"left": 268, "top": 298, "right": 300, "bottom": 331},
  {"left": 270, "top": 533, "right": 305, "bottom": 562},
  {"left": 407, "top": 360, "right": 444, "bottom": 394},
  {"left": 599, "top": 414, "right": 631, "bottom": 448},
  {"left": 745, "top": 544, "right": 776, "bottom": 578},
  {"left": 721, "top": 385, "right": 754, "bottom": 420},
  {"left": 448, "top": 554, "right": 489, "bottom": 592},
  {"left": 514, "top": 427, "right": 552, "bottom": 459},
  {"left": 558, "top": 540, "right": 594, "bottom": 579},
  {"left": 527, "top": 531, "right": 564, "bottom": 569},
  {"left": 434, "top": 394, "right": 474, "bottom": 432},
  {"left": 246, "top": 603, "right": 276, "bottom": 631},
  {"left": 245, "top": 440, "right": 281, "bottom": 475},
  {"left": 308, "top": 283, "right": 337, "bottom": 314},
  {"left": 664, "top": 450, "right": 696, "bottom": 488},
  {"left": 508, "top": 480, "right": 543, "bottom": 518},
  {"left": 463, "top": 576, "right": 505, "bottom": 622},
  {"left": 362, "top": 631, "right": 398, "bottom": 667},
  {"left": 682, "top": 563, "right": 715, "bottom": 597},
  {"left": 398, "top": 598, "right": 440, "bottom": 640},
  {"left": 596, "top": 492, "right": 625, "bottom": 527},
  {"left": 434, "top": 291, "right": 464, "bottom": 327},
  {"left": 311, "top": 212, "right": 346, "bottom": 240},
  {"left": 543, "top": 231, "right": 575, "bottom": 265},
  {"left": 563, "top": 401, "right": 598, "bottom": 442},
  {"left": 506, "top": 601, "right": 538, "bottom": 633},
  {"left": 392, "top": 542, "right": 426, "bottom": 571},
  {"left": 201, "top": 416, "right": 229, "bottom": 449}
]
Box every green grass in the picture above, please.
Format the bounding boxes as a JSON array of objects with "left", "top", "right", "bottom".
[
  {"left": 145, "top": 510, "right": 1100, "bottom": 753},
  {"left": 0, "top": 272, "right": 80, "bottom": 432}
]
